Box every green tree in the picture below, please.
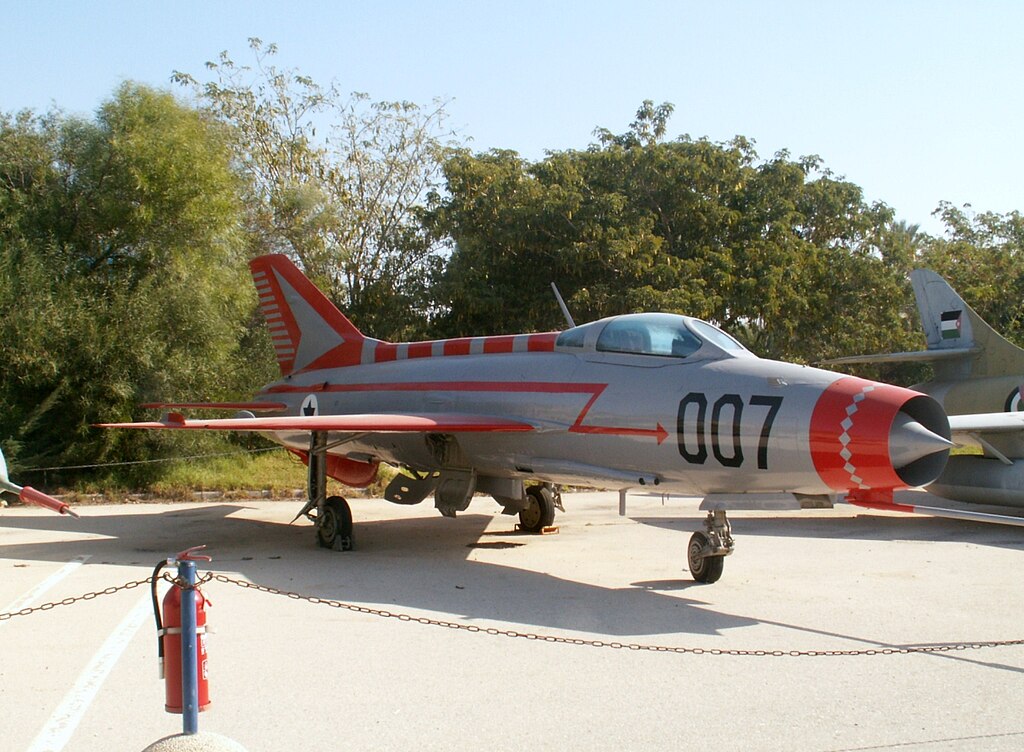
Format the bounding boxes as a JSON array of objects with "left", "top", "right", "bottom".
[
  {"left": 173, "top": 38, "right": 462, "bottom": 339},
  {"left": 0, "top": 84, "right": 256, "bottom": 480},
  {"left": 916, "top": 203, "right": 1024, "bottom": 345},
  {"left": 426, "top": 102, "right": 919, "bottom": 367},
  {"left": 424, "top": 148, "right": 669, "bottom": 335}
]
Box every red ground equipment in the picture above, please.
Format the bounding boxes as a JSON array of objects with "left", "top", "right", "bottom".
[
  {"left": 161, "top": 581, "right": 210, "bottom": 712},
  {"left": 152, "top": 548, "right": 211, "bottom": 715}
]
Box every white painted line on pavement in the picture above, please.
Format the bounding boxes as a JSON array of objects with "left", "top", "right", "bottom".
[
  {"left": 26, "top": 593, "right": 151, "bottom": 752},
  {"left": 0, "top": 555, "right": 92, "bottom": 628}
]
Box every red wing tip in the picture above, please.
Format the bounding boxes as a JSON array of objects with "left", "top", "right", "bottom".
[
  {"left": 19, "top": 486, "right": 77, "bottom": 517},
  {"left": 94, "top": 412, "right": 186, "bottom": 429}
]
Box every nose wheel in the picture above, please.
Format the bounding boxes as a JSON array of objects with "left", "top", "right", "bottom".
[{"left": 687, "top": 510, "right": 733, "bottom": 583}]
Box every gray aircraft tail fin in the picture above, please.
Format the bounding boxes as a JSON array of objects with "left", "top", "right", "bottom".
[
  {"left": 910, "top": 269, "right": 1024, "bottom": 381},
  {"left": 822, "top": 269, "right": 1024, "bottom": 382}
]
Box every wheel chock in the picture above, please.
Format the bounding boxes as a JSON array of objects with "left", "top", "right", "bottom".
[{"left": 513, "top": 524, "right": 560, "bottom": 535}]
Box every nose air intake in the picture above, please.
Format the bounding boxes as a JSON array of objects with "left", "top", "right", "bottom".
[
  {"left": 888, "top": 413, "right": 953, "bottom": 468},
  {"left": 811, "top": 377, "right": 951, "bottom": 492},
  {"left": 889, "top": 394, "right": 952, "bottom": 488}
]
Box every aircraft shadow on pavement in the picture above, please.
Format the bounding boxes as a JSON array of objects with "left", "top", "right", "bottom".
[
  {"left": 0, "top": 504, "right": 757, "bottom": 639},
  {"left": 631, "top": 509, "right": 1024, "bottom": 675},
  {"left": 633, "top": 512, "right": 1024, "bottom": 552}
]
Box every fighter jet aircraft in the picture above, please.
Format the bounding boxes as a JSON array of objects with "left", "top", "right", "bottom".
[
  {"left": 100, "top": 254, "right": 954, "bottom": 582},
  {"left": 824, "top": 269, "right": 1024, "bottom": 507}
]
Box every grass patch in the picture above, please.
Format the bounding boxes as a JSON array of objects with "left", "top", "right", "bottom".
[
  {"left": 150, "top": 449, "right": 308, "bottom": 497},
  {"left": 59, "top": 447, "right": 395, "bottom": 501},
  {"left": 952, "top": 445, "right": 983, "bottom": 455}
]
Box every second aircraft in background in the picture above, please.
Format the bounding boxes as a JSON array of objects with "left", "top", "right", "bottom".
[{"left": 824, "top": 269, "right": 1024, "bottom": 507}]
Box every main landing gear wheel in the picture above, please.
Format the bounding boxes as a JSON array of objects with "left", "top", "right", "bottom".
[
  {"left": 316, "top": 496, "right": 354, "bottom": 551},
  {"left": 687, "top": 531, "right": 725, "bottom": 584},
  {"left": 519, "top": 485, "right": 556, "bottom": 533}
]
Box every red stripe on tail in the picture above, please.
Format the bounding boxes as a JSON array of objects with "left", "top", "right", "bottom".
[{"left": 249, "top": 255, "right": 374, "bottom": 375}]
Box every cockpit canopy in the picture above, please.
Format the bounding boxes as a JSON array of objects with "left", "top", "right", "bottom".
[{"left": 555, "top": 313, "right": 750, "bottom": 360}]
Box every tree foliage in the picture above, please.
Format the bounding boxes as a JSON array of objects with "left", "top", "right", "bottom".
[
  {"left": 0, "top": 84, "right": 255, "bottom": 478},
  {"left": 172, "top": 38, "right": 462, "bottom": 339},
  {"left": 425, "top": 101, "right": 920, "bottom": 367},
  {"left": 1, "top": 75, "right": 1020, "bottom": 488}
]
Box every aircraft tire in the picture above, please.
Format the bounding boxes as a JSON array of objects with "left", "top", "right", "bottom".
[
  {"left": 687, "top": 531, "right": 724, "bottom": 583},
  {"left": 519, "top": 486, "right": 556, "bottom": 533},
  {"left": 316, "top": 496, "right": 354, "bottom": 551}
]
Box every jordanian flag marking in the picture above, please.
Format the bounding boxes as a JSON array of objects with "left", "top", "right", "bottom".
[{"left": 940, "top": 310, "right": 962, "bottom": 339}]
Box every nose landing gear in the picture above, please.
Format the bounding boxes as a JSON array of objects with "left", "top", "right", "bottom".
[{"left": 687, "top": 510, "right": 733, "bottom": 583}]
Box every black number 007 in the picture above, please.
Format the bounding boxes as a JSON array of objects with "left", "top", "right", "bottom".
[{"left": 676, "top": 393, "right": 783, "bottom": 470}]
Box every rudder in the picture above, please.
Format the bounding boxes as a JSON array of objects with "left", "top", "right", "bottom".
[
  {"left": 911, "top": 268, "right": 1024, "bottom": 380},
  {"left": 250, "top": 254, "right": 378, "bottom": 376}
]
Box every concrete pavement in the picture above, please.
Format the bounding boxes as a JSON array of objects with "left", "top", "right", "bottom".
[{"left": 2, "top": 491, "right": 1023, "bottom": 751}]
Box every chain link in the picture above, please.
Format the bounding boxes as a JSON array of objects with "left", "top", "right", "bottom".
[
  {"left": 0, "top": 577, "right": 152, "bottom": 622},
  {"left": 161, "top": 571, "right": 216, "bottom": 590},
  {"left": 4, "top": 571, "right": 1024, "bottom": 658}
]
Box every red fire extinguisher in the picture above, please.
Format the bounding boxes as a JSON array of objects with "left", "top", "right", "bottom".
[{"left": 152, "top": 551, "right": 211, "bottom": 714}]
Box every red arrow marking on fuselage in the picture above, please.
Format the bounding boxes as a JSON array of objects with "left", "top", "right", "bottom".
[
  {"left": 568, "top": 422, "right": 670, "bottom": 444},
  {"left": 264, "top": 381, "right": 668, "bottom": 443}
]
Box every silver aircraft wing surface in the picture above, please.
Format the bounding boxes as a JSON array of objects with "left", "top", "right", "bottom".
[
  {"left": 821, "top": 347, "right": 981, "bottom": 367},
  {"left": 947, "top": 412, "right": 1024, "bottom": 458},
  {"left": 924, "top": 412, "right": 1024, "bottom": 507},
  {"left": 949, "top": 412, "right": 1024, "bottom": 436}
]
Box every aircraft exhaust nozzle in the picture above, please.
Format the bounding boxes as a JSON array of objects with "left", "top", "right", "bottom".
[{"left": 889, "top": 412, "right": 954, "bottom": 469}]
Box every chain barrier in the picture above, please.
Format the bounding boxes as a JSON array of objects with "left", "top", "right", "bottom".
[
  {"left": 205, "top": 574, "right": 1024, "bottom": 658},
  {"left": 150, "top": 571, "right": 215, "bottom": 592},
  {"left": 0, "top": 577, "right": 153, "bottom": 622},
  {"left": 4, "top": 571, "right": 1024, "bottom": 658}
]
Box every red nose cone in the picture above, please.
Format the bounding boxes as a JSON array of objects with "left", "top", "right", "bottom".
[{"left": 810, "top": 376, "right": 921, "bottom": 492}]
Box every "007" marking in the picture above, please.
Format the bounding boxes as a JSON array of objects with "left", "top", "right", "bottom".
[{"left": 676, "top": 393, "right": 783, "bottom": 469}]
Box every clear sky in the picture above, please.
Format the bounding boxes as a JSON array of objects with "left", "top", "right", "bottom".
[{"left": 3, "top": 1, "right": 1021, "bottom": 235}]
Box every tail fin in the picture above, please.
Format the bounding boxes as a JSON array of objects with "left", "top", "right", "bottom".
[
  {"left": 250, "top": 254, "right": 381, "bottom": 376},
  {"left": 910, "top": 269, "right": 1024, "bottom": 381}
]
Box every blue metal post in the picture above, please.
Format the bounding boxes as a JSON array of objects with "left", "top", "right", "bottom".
[{"left": 178, "top": 559, "right": 199, "bottom": 735}]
